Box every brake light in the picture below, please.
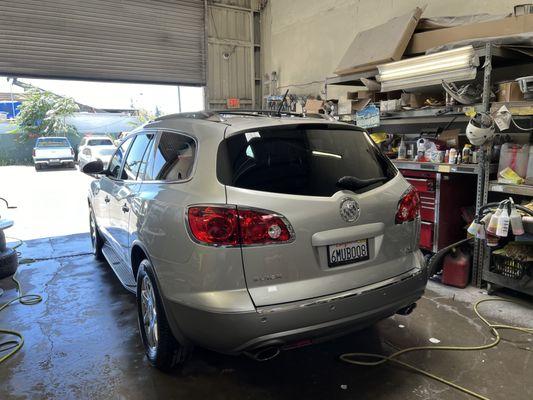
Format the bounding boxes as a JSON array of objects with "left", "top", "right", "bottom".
[
  {"left": 32, "top": 148, "right": 36, "bottom": 157},
  {"left": 395, "top": 186, "right": 420, "bottom": 224},
  {"left": 187, "top": 206, "right": 293, "bottom": 246},
  {"left": 70, "top": 148, "right": 74, "bottom": 155}
]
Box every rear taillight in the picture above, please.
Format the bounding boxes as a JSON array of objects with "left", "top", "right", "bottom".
[
  {"left": 187, "top": 205, "right": 293, "bottom": 246},
  {"left": 395, "top": 187, "right": 420, "bottom": 224},
  {"left": 32, "top": 148, "right": 36, "bottom": 157},
  {"left": 70, "top": 148, "right": 74, "bottom": 155}
]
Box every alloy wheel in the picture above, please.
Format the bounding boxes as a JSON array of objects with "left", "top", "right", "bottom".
[{"left": 141, "top": 275, "right": 158, "bottom": 352}]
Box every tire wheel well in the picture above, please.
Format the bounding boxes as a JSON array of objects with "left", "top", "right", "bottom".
[{"left": 131, "top": 245, "right": 147, "bottom": 279}]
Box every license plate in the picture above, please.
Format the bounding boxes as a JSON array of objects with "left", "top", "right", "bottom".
[
  {"left": 327, "top": 239, "right": 369, "bottom": 267},
  {"left": 50, "top": 159, "right": 60, "bottom": 163}
]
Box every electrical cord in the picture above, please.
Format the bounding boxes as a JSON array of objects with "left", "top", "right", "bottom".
[
  {"left": 340, "top": 298, "right": 533, "bottom": 400},
  {"left": 0, "top": 237, "right": 42, "bottom": 364},
  {"left": 511, "top": 118, "right": 533, "bottom": 131}
]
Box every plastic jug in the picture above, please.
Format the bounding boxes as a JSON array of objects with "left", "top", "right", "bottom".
[
  {"left": 442, "top": 248, "right": 471, "bottom": 288},
  {"left": 498, "top": 143, "right": 530, "bottom": 179},
  {"left": 526, "top": 146, "right": 533, "bottom": 185}
]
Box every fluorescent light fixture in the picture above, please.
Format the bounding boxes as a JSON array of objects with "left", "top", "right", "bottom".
[
  {"left": 312, "top": 150, "right": 342, "bottom": 159},
  {"left": 377, "top": 46, "right": 478, "bottom": 91}
]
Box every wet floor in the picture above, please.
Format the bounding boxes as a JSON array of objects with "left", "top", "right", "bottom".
[{"left": 1, "top": 233, "right": 532, "bottom": 400}]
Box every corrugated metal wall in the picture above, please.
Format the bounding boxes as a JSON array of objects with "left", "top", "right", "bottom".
[
  {"left": 207, "top": 0, "right": 260, "bottom": 109},
  {"left": 0, "top": 0, "right": 206, "bottom": 85}
]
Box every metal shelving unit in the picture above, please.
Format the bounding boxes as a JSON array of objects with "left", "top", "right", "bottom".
[
  {"left": 488, "top": 181, "right": 533, "bottom": 197},
  {"left": 326, "top": 42, "right": 533, "bottom": 288}
]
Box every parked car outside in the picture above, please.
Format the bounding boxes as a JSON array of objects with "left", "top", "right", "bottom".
[
  {"left": 82, "top": 112, "right": 427, "bottom": 370},
  {"left": 33, "top": 136, "right": 75, "bottom": 170},
  {"left": 77, "top": 136, "right": 116, "bottom": 170}
]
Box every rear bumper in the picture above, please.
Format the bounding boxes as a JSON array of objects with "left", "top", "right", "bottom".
[
  {"left": 164, "top": 263, "right": 427, "bottom": 354},
  {"left": 33, "top": 157, "right": 74, "bottom": 166}
]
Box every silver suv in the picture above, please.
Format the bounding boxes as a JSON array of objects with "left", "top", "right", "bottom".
[{"left": 82, "top": 111, "right": 427, "bottom": 370}]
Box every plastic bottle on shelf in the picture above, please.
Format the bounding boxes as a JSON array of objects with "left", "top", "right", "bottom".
[
  {"left": 449, "top": 148, "right": 457, "bottom": 164},
  {"left": 462, "top": 144, "right": 472, "bottom": 164},
  {"left": 457, "top": 153, "right": 462, "bottom": 165},
  {"left": 398, "top": 136, "right": 407, "bottom": 159},
  {"left": 444, "top": 150, "right": 450, "bottom": 163}
]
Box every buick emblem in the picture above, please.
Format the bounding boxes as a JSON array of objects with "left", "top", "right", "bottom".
[{"left": 339, "top": 198, "right": 360, "bottom": 223}]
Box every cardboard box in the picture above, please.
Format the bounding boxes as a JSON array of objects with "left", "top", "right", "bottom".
[
  {"left": 497, "top": 81, "right": 525, "bottom": 102},
  {"left": 438, "top": 129, "right": 468, "bottom": 149},
  {"left": 335, "top": 7, "right": 423, "bottom": 75},
  {"left": 304, "top": 99, "right": 324, "bottom": 114},
  {"left": 338, "top": 98, "right": 371, "bottom": 115},
  {"left": 407, "top": 14, "right": 533, "bottom": 54}
]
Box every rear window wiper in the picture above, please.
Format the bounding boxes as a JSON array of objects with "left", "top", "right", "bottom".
[{"left": 336, "top": 175, "right": 388, "bottom": 191}]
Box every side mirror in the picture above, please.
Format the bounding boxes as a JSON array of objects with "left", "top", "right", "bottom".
[{"left": 82, "top": 159, "right": 105, "bottom": 175}]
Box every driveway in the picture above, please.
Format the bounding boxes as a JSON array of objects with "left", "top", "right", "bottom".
[{"left": 0, "top": 165, "right": 92, "bottom": 241}]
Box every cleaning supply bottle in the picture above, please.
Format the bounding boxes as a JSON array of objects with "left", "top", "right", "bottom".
[
  {"left": 398, "top": 136, "right": 407, "bottom": 159},
  {"left": 467, "top": 216, "right": 481, "bottom": 236},
  {"left": 496, "top": 205, "right": 510, "bottom": 237},
  {"left": 510, "top": 199, "right": 524, "bottom": 235},
  {"left": 462, "top": 144, "right": 472, "bottom": 164},
  {"left": 449, "top": 148, "right": 457, "bottom": 164},
  {"left": 487, "top": 206, "right": 503, "bottom": 235},
  {"left": 444, "top": 150, "right": 450, "bottom": 163}
]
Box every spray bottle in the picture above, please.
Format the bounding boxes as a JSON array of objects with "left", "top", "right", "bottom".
[
  {"left": 496, "top": 203, "right": 510, "bottom": 237},
  {"left": 487, "top": 204, "right": 503, "bottom": 235},
  {"left": 509, "top": 198, "right": 524, "bottom": 236}
]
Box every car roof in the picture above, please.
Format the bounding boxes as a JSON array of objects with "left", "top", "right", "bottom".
[
  {"left": 140, "top": 111, "right": 359, "bottom": 139},
  {"left": 37, "top": 136, "right": 69, "bottom": 140}
]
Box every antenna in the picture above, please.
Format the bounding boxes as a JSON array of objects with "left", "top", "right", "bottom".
[{"left": 277, "top": 89, "right": 289, "bottom": 116}]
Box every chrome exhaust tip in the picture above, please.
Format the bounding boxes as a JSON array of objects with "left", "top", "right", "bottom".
[
  {"left": 396, "top": 302, "right": 417, "bottom": 316},
  {"left": 245, "top": 346, "right": 281, "bottom": 362}
]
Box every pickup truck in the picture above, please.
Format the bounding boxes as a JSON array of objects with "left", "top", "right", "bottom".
[{"left": 33, "top": 137, "right": 75, "bottom": 170}]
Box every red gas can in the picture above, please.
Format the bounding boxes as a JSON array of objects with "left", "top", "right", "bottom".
[{"left": 442, "top": 248, "right": 471, "bottom": 288}]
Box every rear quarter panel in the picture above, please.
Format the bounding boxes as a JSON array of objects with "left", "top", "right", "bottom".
[{"left": 133, "top": 126, "right": 254, "bottom": 313}]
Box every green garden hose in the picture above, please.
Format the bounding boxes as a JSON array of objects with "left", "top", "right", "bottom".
[
  {"left": 0, "top": 237, "right": 42, "bottom": 365},
  {"left": 340, "top": 298, "right": 533, "bottom": 400}
]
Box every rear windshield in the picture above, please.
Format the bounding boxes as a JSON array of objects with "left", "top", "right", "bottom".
[
  {"left": 217, "top": 125, "right": 396, "bottom": 197},
  {"left": 87, "top": 139, "right": 113, "bottom": 146},
  {"left": 36, "top": 138, "right": 70, "bottom": 147}
]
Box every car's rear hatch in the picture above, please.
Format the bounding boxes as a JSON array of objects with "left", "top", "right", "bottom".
[{"left": 218, "top": 123, "right": 419, "bottom": 307}]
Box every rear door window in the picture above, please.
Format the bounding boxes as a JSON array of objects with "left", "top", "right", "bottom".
[
  {"left": 145, "top": 131, "right": 196, "bottom": 181},
  {"left": 217, "top": 125, "right": 396, "bottom": 196},
  {"left": 88, "top": 138, "right": 114, "bottom": 146},
  {"left": 36, "top": 138, "right": 70, "bottom": 147}
]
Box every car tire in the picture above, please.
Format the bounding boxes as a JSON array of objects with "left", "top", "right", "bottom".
[
  {"left": 34, "top": 164, "right": 41, "bottom": 171},
  {"left": 137, "top": 259, "right": 192, "bottom": 370},
  {"left": 0, "top": 248, "right": 18, "bottom": 280},
  {"left": 89, "top": 209, "right": 105, "bottom": 261}
]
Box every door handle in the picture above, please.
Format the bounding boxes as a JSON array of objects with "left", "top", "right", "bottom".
[
  {"left": 121, "top": 204, "right": 130, "bottom": 213},
  {"left": 104, "top": 196, "right": 110, "bottom": 203}
]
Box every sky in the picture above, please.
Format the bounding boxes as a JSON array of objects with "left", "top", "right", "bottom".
[{"left": 0, "top": 77, "right": 204, "bottom": 115}]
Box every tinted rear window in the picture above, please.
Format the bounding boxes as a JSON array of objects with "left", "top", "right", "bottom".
[
  {"left": 36, "top": 138, "right": 70, "bottom": 147},
  {"left": 217, "top": 125, "right": 396, "bottom": 197},
  {"left": 87, "top": 139, "right": 113, "bottom": 146}
]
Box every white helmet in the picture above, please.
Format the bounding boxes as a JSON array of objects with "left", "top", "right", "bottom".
[{"left": 466, "top": 112, "right": 495, "bottom": 146}]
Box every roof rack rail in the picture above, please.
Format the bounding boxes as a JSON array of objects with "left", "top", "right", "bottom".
[{"left": 153, "top": 110, "right": 335, "bottom": 123}]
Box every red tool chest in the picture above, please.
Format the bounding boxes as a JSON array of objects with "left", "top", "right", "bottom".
[{"left": 400, "top": 169, "right": 476, "bottom": 253}]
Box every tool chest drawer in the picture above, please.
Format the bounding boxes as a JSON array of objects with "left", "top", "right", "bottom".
[
  {"left": 419, "top": 194, "right": 436, "bottom": 222},
  {"left": 405, "top": 177, "right": 435, "bottom": 193}
]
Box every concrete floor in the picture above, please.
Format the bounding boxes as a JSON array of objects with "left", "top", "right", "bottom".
[{"left": 1, "top": 166, "right": 533, "bottom": 400}]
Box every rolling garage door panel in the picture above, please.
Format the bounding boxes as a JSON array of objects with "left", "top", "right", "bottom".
[{"left": 0, "top": 0, "right": 206, "bottom": 85}]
